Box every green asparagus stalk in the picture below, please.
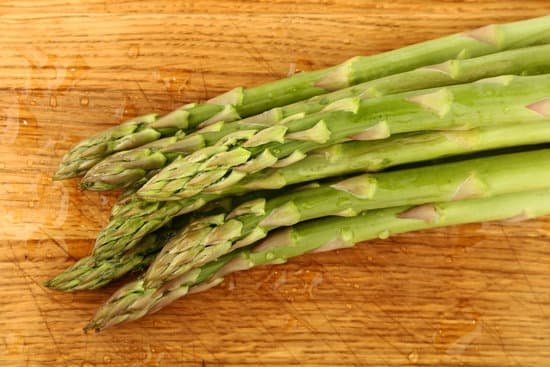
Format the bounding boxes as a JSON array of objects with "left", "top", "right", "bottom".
[
  {"left": 86, "top": 188, "right": 550, "bottom": 331},
  {"left": 45, "top": 192, "right": 270, "bottom": 291},
  {"left": 91, "top": 120, "right": 550, "bottom": 261},
  {"left": 45, "top": 229, "right": 174, "bottom": 291},
  {"left": 137, "top": 74, "right": 550, "bottom": 201},
  {"left": 81, "top": 45, "right": 550, "bottom": 191},
  {"left": 143, "top": 149, "right": 550, "bottom": 286},
  {"left": 54, "top": 15, "right": 550, "bottom": 180}
]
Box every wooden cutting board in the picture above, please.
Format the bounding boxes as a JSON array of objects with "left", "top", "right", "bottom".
[{"left": 1, "top": 1, "right": 549, "bottom": 366}]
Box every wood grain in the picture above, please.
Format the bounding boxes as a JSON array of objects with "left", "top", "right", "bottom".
[{"left": 1, "top": 2, "right": 549, "bottom": 366}]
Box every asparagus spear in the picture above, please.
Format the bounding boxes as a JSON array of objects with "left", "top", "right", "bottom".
[
  {"left": 54, "top": 15, "right": 550, "bottom": 180},
  {"left": 137, "top": 74, "right": 550, "bottom": 201},
  {"left": 143, "top": 149, "right": 550, "bottom": 286},
  {"left": 86, "top": 188, "right": 550, "bottom": 331},
  {"left": 45, "top": 229, "right": 173, "bottom": 291},
  {"left": 81, "top": 45, "right": 550, "bottom": 191},
  {"left": 45, "top": 193, "right": 270, "bottom": 291},
  {"left": 91, "top": 120, "right": 550, "bottom": 261}
]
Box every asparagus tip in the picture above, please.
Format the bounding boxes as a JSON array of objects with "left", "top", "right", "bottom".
[
  {"left": 83, "top": 322, "right": 99, "bottom": 333},
  {"left": 52, "top": 170, "right": 75, "bottom": 181}
]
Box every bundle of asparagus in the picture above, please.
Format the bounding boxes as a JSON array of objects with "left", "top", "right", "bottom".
[
  {"left": 87, "top": 188, "right": 550, "bottom": 331},
  {"left": 54, "top": 15, "right": 550, "bottom": 180},
  {"left": 47, "top": 15, "right": 550, "bottom": 331},
  {"left": 80, "top": 45, "right": 550, "bottom": 191}
]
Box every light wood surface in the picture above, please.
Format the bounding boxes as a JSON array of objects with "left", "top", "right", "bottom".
[{"left": 1, "top": 2, "right": 549, "bottom": 366}]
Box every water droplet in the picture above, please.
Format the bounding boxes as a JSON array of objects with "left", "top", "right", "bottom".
[
  {"left": 445, "top": 256, "right": 453, "bottom": 263},
  {"left": 283, "top": 316, "right": 299, "bottom": 330},
  {"left": 226, "top": 276, "right": 236, "bottom": 291},
  {"left": 128, "top": 44, "right": 140, "bottom": 58},
  {"left": 265, "top": 252, "right": 274, "bottom": 260},
  {"left": 307, "top": 273, "right": 323, "bottom": 297},
  {"left": 116, "top": 96, "right": 140, "bottom": 121},
  {"left": 21, "top": 119, "right": 28, "bottom": 126},
  {"left": 407, "top": 350, "right": 419, "bottom": 364},
  {"left": 353, "top": 284, "right": 359, "bottom": 289},
  {"left": 152, "top": 69, "right": 160, "bottom": 80},
  {"left": 272, "top": 270, "right": 287, "bottom": 290},
  {"left": 103, "top": 356, "right": 111, "bottom": 363},
  {"left": 50, "top": 95, "right": 57, "bottom": 108},
  {"left": 367, "top": 256, "right": 373, "bottom": 261},
  {"left": 287, "top": 63, "right": 296, "bottom": 76},
  {"left": 346, "top": 304, "right": 352, "bottom": 309},
  {"left": 80, "top": 96, "right": 89, "bottom": 106},
  {"left": 300, "top": 201, "right": 314, "bottom": 210},
  {"left": 336, "top": 197, "right": 352, "bottom": 208},
  {"left": 378, "top": 229, "right": 390, "bottom": 239},
  {"left": 340, "top": 227, "right": 353, "bottom": 242}
]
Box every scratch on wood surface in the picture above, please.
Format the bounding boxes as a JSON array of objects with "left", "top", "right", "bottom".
[
  {"left": 134, "top": 79, "right": 154, "bottom": 110},
  {"left": 178, "top": 318, "right": 221, "bottom": 365},
  {"left": 7, "top": 241, "right": 64, "bottom": 359},
  {"left": 190, "top": 57, "right": 209, "bottom": 102},
  {"left": 7, "top": 241, "right": 45, "bottom": 291},
  {"left": 310, "top": 259, "right": 403, "bottom": 364},
  {"left": 248, "top": 267, "right": 346, "bottom": 362},
  {"left": 229, "top": 19, "right": 279, "bottom": 78},
  {"left": 29, "top": 284, "right": 62, "bottom": 358},
  {"left": 331, "top": 255, "right": 419, "bottom": 347},
  {"left": 313, "top": 299, "right": 363, "bottom": 366},
  {"left": 498, "top": 224, "right": 547, "bottom": 318},
  {"left": 236, "top": 281, "right": 300, "bottom": 365},
  {"left": 40, "top": 228, "right": 77, "bottom": 261},
  {"left": 252, "top": 267, "right": 320, "bottom": 334},
  {"left": 482, "top": 321, "right": 521, "bottom": 366},
  {"left": 301, "top": 261, "right": 363, "bottom": 365}
]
